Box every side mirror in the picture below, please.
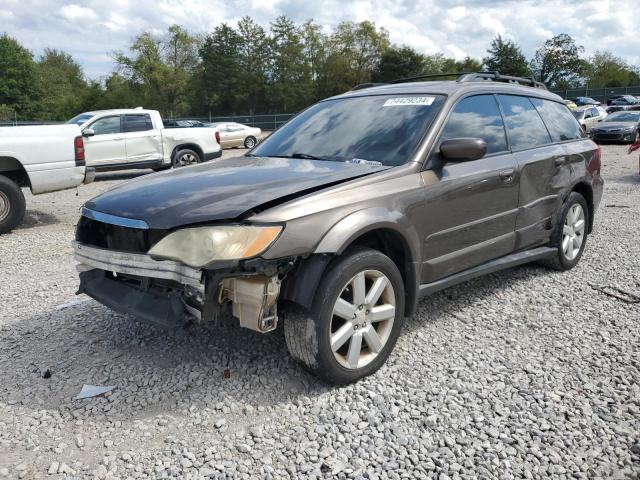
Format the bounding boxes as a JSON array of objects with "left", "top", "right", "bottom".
[
  {"left": 83, "top": 128, "right": 95, "bottom": 137},
  {"left": 440, "top": 138, "right": 487, "bottom": 162}
]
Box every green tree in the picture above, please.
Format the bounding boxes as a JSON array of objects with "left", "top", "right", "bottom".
[
  {"left": 37, "top": 49, "right": 88, "bottom": 120},
  {"left": 236, "top": 17, "right": 270, "bottom": 114},
  {"left": 530, "top": 33, "right": 585, "bottom": 88},
  {"left": 269, "top": 16, "right": 312, "bottom": 111},
  {"left": 114, "top": 25, "right": 199, "bottom": 116},
  {"left": 0, "top": 34, "right": 39, "bottom": 118},
  {"left": 373, "top": 46, "right": 426, "bottom": 82},
  {"left": 199, "top": 23, "right": 243, "bottom": 115},
  {"left": 318, "top": 21, "right": 390, "bottom": 95},
  {"left": 585, "top": 51, "right": 640, "bottom": 87},
  {"left": 441, "top": 56, "right": 482, "bottom": 73},
  {"left": 482, "top": 35, "right": 530, "bottom": 77}
]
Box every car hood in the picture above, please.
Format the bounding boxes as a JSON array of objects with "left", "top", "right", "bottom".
[
  {"left": 594, "top": 122, "right": 637, "bottom": 131},
  {"left": 84, "top": 156, "right": 389, "bottom": 229}
]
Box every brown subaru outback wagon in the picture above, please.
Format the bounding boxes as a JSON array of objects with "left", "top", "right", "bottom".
[{"left": 74, "top": 73, "right": 603, "bottom": 384}]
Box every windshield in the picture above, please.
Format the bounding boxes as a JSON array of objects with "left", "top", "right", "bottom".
[
  {"left": 66, "top": 113, "right": 93, "bottom": 125},
  {"left": 572, "top": 110, "right": 584, "bottom": 119},
  {"left": 250, "top": 94, "right": 445, "bottom": 166},
  {"left": 605, "top": 112, "right": 640, "bottom": 122}
]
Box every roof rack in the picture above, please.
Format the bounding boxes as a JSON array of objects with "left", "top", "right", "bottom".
[
  {"left": 350, "top": 71, "right": 548, "bottom": 91},
  {"left": 457, "top": 71, "right": 547, "bottom": 90},
  {"left": 350, "top": 83, "right": 386, "bottom": 91}
]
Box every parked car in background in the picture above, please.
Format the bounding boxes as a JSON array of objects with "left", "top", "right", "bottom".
[
  {"left": 211, "top": 122, "right": 262, "bottom": 149},
  {"left": 590, "top": 111, "right": 640, "bottom": 143},
  {"left": 572, "top": 105, "right": 606, "bottom": 133},
  {"left": 163, "top": 119, "right": 208, "bottom": 128},
  {"left": 67, "top": 109, "right": 221, "bottom": 170},
  {"left": 571, "top": 97, "right": 600, "bottom": 106},
  {"left": 563, "top": 99, "right": 578, "bottom": 110},
  {"left": 72, "top": 72, "right": 603, "bottom": 384},
  {"left": 0, "top": 124, "right": 94, "bottom": 233},
  {"left": 607, "top": 95, "right": 639, "bottom": 106}
]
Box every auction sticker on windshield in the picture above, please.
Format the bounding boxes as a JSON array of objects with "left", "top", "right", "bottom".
[{"left": 383, "top": 96, "right": 435, "bottom": 107}]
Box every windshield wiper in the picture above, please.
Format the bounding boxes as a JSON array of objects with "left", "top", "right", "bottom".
[{"left": 289, "top": 152, "right": 324, "bottom": 160}]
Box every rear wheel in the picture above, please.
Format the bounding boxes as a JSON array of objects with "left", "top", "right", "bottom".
[
  {"left": 0, "top": 175, "right": 26, "bottom": 234},
  {"left": 173, "top": 149, "right": 201, "bottom": 168},
  {"left": 284, "top": 247, "right": 404, "bottom": 385},
  {"left": 540, "top": 192, "right": 589, "bottom": 271},
  {"left": 244, "top": 136, "right": 257, "bottom": 149}
]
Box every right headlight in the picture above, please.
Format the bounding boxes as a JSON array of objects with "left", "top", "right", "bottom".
[{"left": 148, "top": 225, "right": 283, "bottom": 267}]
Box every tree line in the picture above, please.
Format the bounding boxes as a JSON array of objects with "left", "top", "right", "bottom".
[{"left": 1, "top": 17, "right": 639, "bottom": 121}]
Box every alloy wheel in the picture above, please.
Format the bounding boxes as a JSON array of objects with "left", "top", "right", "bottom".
[
  {"left": 330, "top": 270, "right": 396, "bottom": 370},
  {"left": 562, "top": 203, "right": 585, "bottom": 261},
  {"left": 0, "top": 191, "right": 10, "bottom": 223},
  {"left": 245, "top": 137, "right": 256, "bottom": 148},
  {"left": 177, "top": 153, "right": 197, "bottom": 167}
]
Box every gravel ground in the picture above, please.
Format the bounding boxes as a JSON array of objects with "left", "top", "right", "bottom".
[{"left": 0, "top": 145, "right": 638, "bottom": 480}]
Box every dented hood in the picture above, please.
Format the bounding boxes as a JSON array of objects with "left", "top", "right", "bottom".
[{"left": 84, "top": 156, "right": 389, "bottom": 229}]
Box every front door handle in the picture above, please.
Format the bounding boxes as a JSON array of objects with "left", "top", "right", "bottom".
[
  {"left": 113, "top": 137, "right": 124, "bottom": 141},
  {"left": 555, "top": 156, "right": 568, "bottom": 166},
  {"left": 499, "top": 168, "right": 515, "bottom": 182}
]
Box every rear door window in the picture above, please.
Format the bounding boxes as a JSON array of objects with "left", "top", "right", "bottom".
[
  {"left": 439, "top": 95, "right": 508, "bottom": 155},
  {"left": 123, "top": 114, "right": 153, "bottom": 133},
  {"left": 497, "top": 95, "right": 552, "bottom": 150},
  {"left": 530, "top": 98, "right": 585, "bottom": 142}
]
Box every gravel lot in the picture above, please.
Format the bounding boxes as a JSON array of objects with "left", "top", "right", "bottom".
[{"left": 0, "top": 145, "right": 638, "bottom": 480}]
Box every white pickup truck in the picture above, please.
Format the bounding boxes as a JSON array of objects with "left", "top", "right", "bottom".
[
  {"left": 0, "top": 124, "right": 95, "bottom": 233},
  {"left": 68, "top": 108, "right": 222, "bottom": 170}
]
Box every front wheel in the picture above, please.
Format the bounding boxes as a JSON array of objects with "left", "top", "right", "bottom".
[
  {"left": 540, "top": 192, "right": 589, "bottom": 271},
  {"left": 243, "top": 136, "right": 257, "bottom": 149},
  {"left": 173, "top": 149, "right": 201, "bottom": 168},
  {"left": 284, "top": 247, "right": 405, "bottom": 385},
  {"left": 0, "top": 175, "right": 26, "bottom": 234}
]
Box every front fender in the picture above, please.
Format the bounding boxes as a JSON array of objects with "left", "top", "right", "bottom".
[{"left": 314, "top": 207, "right": 421, "bottom": 261}]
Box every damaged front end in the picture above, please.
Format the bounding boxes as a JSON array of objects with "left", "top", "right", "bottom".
[{"left": 74, "top": 223, "right": 296, "bottom": 332}]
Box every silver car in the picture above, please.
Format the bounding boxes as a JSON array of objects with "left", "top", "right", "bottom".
[{"left": 212, "top": 122, "right": 262, "bottom": 149}]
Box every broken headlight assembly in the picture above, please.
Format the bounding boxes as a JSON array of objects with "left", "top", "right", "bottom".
[{"left": 148, "top": 225, "right": 283, "bottom": 267}]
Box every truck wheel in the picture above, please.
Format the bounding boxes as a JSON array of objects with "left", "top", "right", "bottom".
[
  {"left": 244, "top": 136, "right": 257, "bottom": 149},
  {"left": 173, "top": 149, "right": 201, "bottom": 168},
  {"left": 0, "top": 175, "right": 26, "bottom": 234},
  {"left": 284, "top": 247, "right": 405, "bottom": 385},
  {"left": 539, "top": 192, "right": 589, "bottom": 271}
]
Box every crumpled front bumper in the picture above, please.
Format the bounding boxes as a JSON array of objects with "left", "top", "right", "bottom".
[{"left": 74, "top": 241, "right": 286, "bottom": 332}]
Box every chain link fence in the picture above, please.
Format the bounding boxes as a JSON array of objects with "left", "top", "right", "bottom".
[
  {"left": 551, "top": 86, "right": 640, "bottom": 103},
  {"left": 1, "top": 113, "right": 297, "bottom": 129}
]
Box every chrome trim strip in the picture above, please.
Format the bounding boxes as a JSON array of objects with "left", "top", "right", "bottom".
[
  {"left": 73, "top": 241, "right": 202, "bottom": 288},
  {"left": 81, "top": 207, "right": 149, "bottom": 230}
]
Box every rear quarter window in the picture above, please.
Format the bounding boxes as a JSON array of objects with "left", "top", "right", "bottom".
[
  {"left": 497, "top": 95, "right": 552, "bottom": 150},
  {"left": 530, "top": 98, "right": 585, "bottom": 142}
]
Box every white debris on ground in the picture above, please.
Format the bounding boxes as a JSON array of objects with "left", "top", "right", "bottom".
[{"left": 0, "top": 146, "right": 638, "bottom": 479}]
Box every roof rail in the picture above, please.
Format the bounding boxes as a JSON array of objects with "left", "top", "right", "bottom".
[
  {"left": 389, "top": 72, "right": 471, "bottom": 84},
  {"left": 457, "top": 71, "right": 548, "bottom": 90},
  {"left": 350, "top": 83, "right": 386, "bottom": 91},
  {"left": 350, "top": 71, "right": 548, "bottom": 91}
]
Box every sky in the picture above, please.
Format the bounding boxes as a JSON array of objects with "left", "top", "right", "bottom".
[{"left": 2, "top": 0, "right": 639, "bottom": 79}]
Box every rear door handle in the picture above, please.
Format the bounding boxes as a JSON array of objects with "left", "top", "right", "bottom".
[
  {"left": 113, "top": 137, "right": 124, "bottom": 141},
  {"left": 499, "top": 168, "right": 515, "bottom": 182}
]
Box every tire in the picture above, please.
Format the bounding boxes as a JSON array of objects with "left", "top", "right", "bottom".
[
  {"left": 284, "top": 247, "right": 405, "bottom": 385},
  {"left": 172, "top": 149, "right": 201, "bottom": 168},
  {"left": 0, "top": 175, "right": 26, "bottom": 234},
  {"left": 243, "top": 136, "right": 257, "bottom": 149},
  {"left": 539, "top": 192, "right": 589, "bottom": 271}
]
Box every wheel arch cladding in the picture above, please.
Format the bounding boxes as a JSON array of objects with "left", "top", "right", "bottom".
[
  {"left": 0, "top": 157, "right": 31, "bottom": 189},
  {"left": 282, "top": 225, "right": 419, "bottom": 317},
  {"left": 571, "top": 181, "right": 594, "bottom": 233}
]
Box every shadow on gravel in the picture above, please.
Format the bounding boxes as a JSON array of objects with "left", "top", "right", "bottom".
[
  {"left": 15, "top": 210, "right": 58, "bottom": 230},
  {"left": 0, "top": 263, "right": 552, "bottom": 420}
]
